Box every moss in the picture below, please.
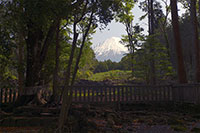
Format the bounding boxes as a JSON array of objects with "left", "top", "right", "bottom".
[{"left": 171, "top": 125, "right": 187, "bottom": 132}]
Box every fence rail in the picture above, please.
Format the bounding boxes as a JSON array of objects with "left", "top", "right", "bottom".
[{"left": 1, "top": 85, "right": 200, "bottom": 104}]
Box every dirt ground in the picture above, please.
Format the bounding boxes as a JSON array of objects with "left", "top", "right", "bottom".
[{"left": 1, "top": 103, "right": 200, "bottom": 132}]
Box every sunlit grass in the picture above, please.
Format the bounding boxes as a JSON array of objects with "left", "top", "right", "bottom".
[{"left": 87, "top": 70, "right": 132, "bottom": 81}]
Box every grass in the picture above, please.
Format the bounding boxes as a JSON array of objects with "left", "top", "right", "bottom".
[{"left": 87, "top": 70, "right": 132, "bottom": 81}]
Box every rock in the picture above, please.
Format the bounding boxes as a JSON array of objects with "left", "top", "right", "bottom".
[{"left": 88, "top": 110, "right": 97, "bottom": 117}]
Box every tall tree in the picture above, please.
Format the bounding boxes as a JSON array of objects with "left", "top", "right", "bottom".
[
  {"left": 170, "top": 0, "right": 187, "bottom": 83},
  {"left": 51, "top": 19, "right": 61, "bottom": 104},
  {"left": 190, "top": 0, "right": 200, "bottom": 82},
  {"left": 116, "top": 0, "right": 135, "bottom": 77},
  {"left": 14, "top": 0, "right": 85, "bottom": 105},
  {"left": 58, "top": 0, "right": 123, "bottom": 131},
  {"left": 149, "top": 0, "right": 156, "bottom": 85}
]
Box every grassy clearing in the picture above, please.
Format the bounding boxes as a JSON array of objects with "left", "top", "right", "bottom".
[{"left": 87, "top": 70, "right": 132, "bottom": 81}]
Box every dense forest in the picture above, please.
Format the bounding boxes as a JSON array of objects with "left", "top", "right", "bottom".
[{"left": 1, "top": 0, "right": 200, "bottom": 132}]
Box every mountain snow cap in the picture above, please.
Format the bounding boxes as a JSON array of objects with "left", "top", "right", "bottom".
[{"left": 93, "top": 37, "right": 128, "bottom": 62}]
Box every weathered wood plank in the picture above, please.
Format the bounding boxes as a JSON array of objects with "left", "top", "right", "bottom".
[
  {"left": 133, "top": 87, "right": 137, "bottom": 101},
  {"left": 79, "top": 87, "right": 82, "bottom": 102},
  {"left": 92, "top": 88, "right": 94, "bottom": 102},
  {"left": 113, "top": 87, "right": 116, "bottom": 102},
  {"left": 96, "top": 88, "right": 98, "bottom": 102},
  {"left": 88, "top": 88, "right": 90, "bottom": 102},
  {"left": 130, "top": 87, "right": 133, "bottom": 102},
  {"left": 146, "top": 87, "right": 149, "bottom": 101},
  {"left": 0, "top": 88, "right": 3, "bottom": 104},
  {"left": 117, "top": 87, "right": 120, "bottom": 102},
  {"left": 126, "top": 87, "right": 128, "bottom": 102},
  {"left": 100, "top": 87, "right": 103, "bottom": 102},
  {"left": 109, "top": 87, "right": 112, "bottom": 102},
  {"left": 163, "top": 86, "right": 167, "bottom": 101},
  {"left": 9, "top": 89, "right": 12, "bottom": 103},
  {"left": 121, "top": 87, "right": 124, "bottom": 102},
  {"left": 75, "top": 88, "right": 77, "bottom": 102},
  {"left": 83, "top": 88, "right": 86, "bottom": 102},
  {"left": 105, "top": 87, "right": 107, "bottom": 103},
  {"left": 5, "top": 88, "right": 8, "bottom": 103},
  {"left": 138, "top": 87, "right": 141, "bottom": 101}
]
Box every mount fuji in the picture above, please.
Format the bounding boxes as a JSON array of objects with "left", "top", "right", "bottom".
[{"left": 93, "top": 37, "right": 128, "bottom": 62}]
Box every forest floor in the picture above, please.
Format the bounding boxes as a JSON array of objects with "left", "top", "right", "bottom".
[{"left": 1, "top": 103, "right": 200, "bottom": 132}]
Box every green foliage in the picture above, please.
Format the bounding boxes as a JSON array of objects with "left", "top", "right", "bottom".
[
  {"left": 87, "top": 70, "right": 131, "bottom": 81},
  {"left": 115, "top": 0, "right": 135, "bottom": 24},
  {"left": 93, "top": 58, "right": 132, "bottom": 73},
  {"left": 0, "top": 3, "right": 18, "bottom": 87},
  {"left": 132, "top": 34, "right": 176, "bottom": 83}
]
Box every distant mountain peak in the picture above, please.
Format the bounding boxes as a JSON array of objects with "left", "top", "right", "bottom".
[{"left": 93, "top": 37, "right": 128, "bottom": 62}]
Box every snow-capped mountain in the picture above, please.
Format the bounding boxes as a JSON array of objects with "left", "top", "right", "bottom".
[{"left": 93, "top": 37, "right": 128, "bottom": 62}]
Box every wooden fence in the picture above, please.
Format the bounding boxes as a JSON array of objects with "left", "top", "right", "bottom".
[
  {"left": 1, "top": 85, "right": 200, "bottom": 104},
  {"left": 0, "top": 88, "right": 18, "bottom": 104},
  {"left": 66, "top": 85, "right": 173, "bottom": 103}
]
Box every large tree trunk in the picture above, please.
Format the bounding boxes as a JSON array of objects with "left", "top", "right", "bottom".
[
  {"left": 149, "top": 0, "right": 156, "bottom": 85},
  {"left": 50, "top": 20, "right": 61, "bottom": 104},
  {"left": 17, "top": 22, "right": 57, "bottom": 106},
  {"left": 190, "top": 0, "right": 200, "bottom": 82},
  {"left": 17, "top": 33, "right": 24, "bottom": 96},
  {"left": 170, "top": 0, "right": 187, "bottom": 83}
]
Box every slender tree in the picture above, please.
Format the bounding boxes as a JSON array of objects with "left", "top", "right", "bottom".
[
  {"left": 149, "top": 0, "right": 156, "bottom": 85},
  {"left": 116, "top": 0, "right": 135, "bottom": 77},
  {"left": 170, "top": 0, "right": 187, "bottom": 83}
]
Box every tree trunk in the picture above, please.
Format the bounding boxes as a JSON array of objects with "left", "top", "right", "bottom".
[
  {"left": 149, "top": 0, "right": 156, "bottom": 85},
  {"left": 199, "top": 0, "right": 200, "bottom": 16},
  {"left": 17, "top": 33, "right": 24, "bottom": 96},
  {"left": 190, "top": 0, "right": 200, "bottom": 82},
  {"left": 125, "top": 22, "right": 134, "bottom": 78},
  {"left": 17, "top": 21, "right": 57, "bottom": 106},
  {"left": 58, "top": 22, "right": 79, "bottom": 132},
  {"left": 170, "top": 0, "right": 187, "bottom": 83},
  {"left": 71, "top": 12, "right": 94, "bottom": 85},
  {"left": 50, "top": 20, "right": 61, "bottom": 104}
]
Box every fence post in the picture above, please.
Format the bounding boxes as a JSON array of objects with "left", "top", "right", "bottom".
[
  {"left": 0, "top": 88, "right": 2, "bottom": 104},
  {"left": 197, "top": 85, "right": 200, "bottom": 104},
  {"left": 109, "top": 87, "right": 112, "bottom": 102},
  {"left": 9, "top": 89, "right": 12, "bottom": 103},
  {"left": 5, "top": 88, "right": 8, "bottom": 103},
  {"left": 171, "top": 85, "right": 176, "bottom": 102},
  {"left": 88, "top": 88, "right": 90, "bottom": 102},
  {"left": 130, "top": 86, "right": 133, "bottom": 102},
  {"left": 113, "top": 87, "right": 116, "bottom": 102},
  {"left": 105, "top": 87, "right": 107, "bottom": 103},
  {"left": 92, "top": 87, "right": 94, "bottom": 102},
  {"left": 100, "top": 87, "right": 103, "bottom": 102},
  {"left": 172, "top": 85, "right": 182, "bottom": 102},
  {"left": 126, "top": 87, "right": 128, "bottom": 102}
]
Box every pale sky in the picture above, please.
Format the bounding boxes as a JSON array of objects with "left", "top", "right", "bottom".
[
  {"left": 92, "top": 4, "right": 146, "bottom": 46},
  {"left": 91, "top": 1, "right": 186, "bottom": 46}
]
